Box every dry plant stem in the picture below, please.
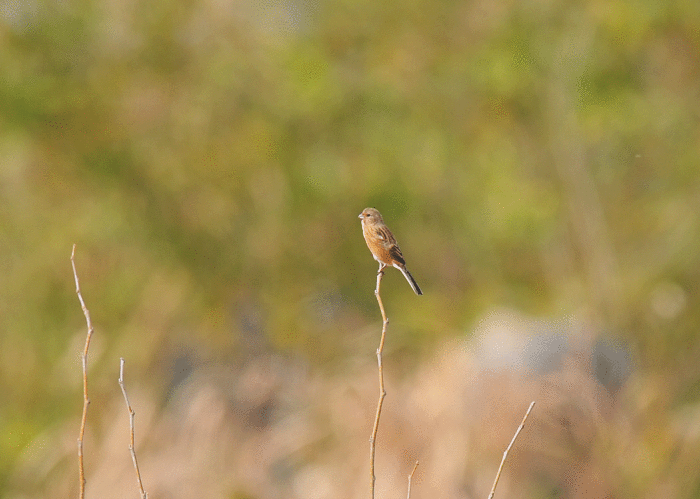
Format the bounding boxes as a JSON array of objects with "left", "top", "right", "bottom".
[
  {"left": 487, "top": 401, "right": 536, "bottom": 499},
  {"left": 369, "top": 267, "right": 388, "bottom": 499},
  {"left": 406, "top": 461, "right": 419, "bottom": 499},
  {"left": 71, "top": 244, "right": 94, "bottom": 499},
  {"left": 119, "top": 358, "right": 148, "bottom": 499}
]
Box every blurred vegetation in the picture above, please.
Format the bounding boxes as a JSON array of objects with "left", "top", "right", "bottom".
[{"left": 1, "top": 0, "right": 699, "bottom": 495}]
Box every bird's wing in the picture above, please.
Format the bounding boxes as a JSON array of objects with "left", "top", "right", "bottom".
[
  {"left": 390, "top": 247, "right": 405, "bottom": 265},
  {"left": 374, "top": 226, "right": 396, "bottom": 245}
]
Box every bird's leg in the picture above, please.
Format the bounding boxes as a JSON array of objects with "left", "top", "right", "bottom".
[{"left": 377, "top": 262, "right": 386, "bottom": 277}]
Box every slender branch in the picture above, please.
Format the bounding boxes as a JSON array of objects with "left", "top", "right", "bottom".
[
  {"left": 406, "top": 460, "right": 419, "bottom": 499},
  {"left": 119, "top": 358, "right": 148, "bottom": 499},
  {"left": 369, "top": 267, "right": 388, "bottom": 499},
  {"left": 487, "top": 401, "right": 535, "bottom": 499},
  {"left": 71, "top": 244, "right": 94, "bottom": 499}
]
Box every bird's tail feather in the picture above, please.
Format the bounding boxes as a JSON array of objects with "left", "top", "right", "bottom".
[{"left": 399, "top": 266, "right": 423, "bottom": 295}]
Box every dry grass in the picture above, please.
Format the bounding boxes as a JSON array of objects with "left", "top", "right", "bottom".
[{"left": 14, "top": 310, "right": 625, "bottom": 499}]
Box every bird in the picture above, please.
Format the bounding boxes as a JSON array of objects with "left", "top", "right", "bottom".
[{"left": 358, "top": 207, "right": 422, "bottom": 295}]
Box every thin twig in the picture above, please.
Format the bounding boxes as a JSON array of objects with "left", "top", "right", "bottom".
[
  {"left": 406, "top": 460, "right": 419, "bottom": 499},
  {"left": 71, "top": 244, "right": 94, "bottom": 499},
  {"left": 369, "top": 268, "right": 388, "bottom": 499},
  {"left": 119, "top": 358, "right": 148, "bottom": 499},
  {"left": 487, "top": 401, "right": 535, "bottom": 499}
]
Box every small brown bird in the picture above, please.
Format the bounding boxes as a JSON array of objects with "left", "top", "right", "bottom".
[{"left": 358, "top": 207, "right": 422, "bottom": 295}]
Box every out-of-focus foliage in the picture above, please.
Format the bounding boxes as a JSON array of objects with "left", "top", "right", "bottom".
[{"left": 1, "top": 0, "right": 699, "bottom": 495}]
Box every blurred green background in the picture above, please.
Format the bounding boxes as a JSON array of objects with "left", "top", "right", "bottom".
[{"left": 1, "top": 0, "right": 700, "bottom": 496}]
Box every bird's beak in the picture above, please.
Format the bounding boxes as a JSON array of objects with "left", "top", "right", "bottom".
[{"left": 358, "top": 213, "right": 363, "bottom": 219}]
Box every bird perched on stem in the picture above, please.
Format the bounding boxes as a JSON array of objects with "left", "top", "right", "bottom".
[{"left": 358, "top": 208, "right": 423, "bottom": 295}]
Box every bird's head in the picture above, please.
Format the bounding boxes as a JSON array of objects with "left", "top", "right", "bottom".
[{"left": 358, "top": 207, "right": 383, "bottom": 224}]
